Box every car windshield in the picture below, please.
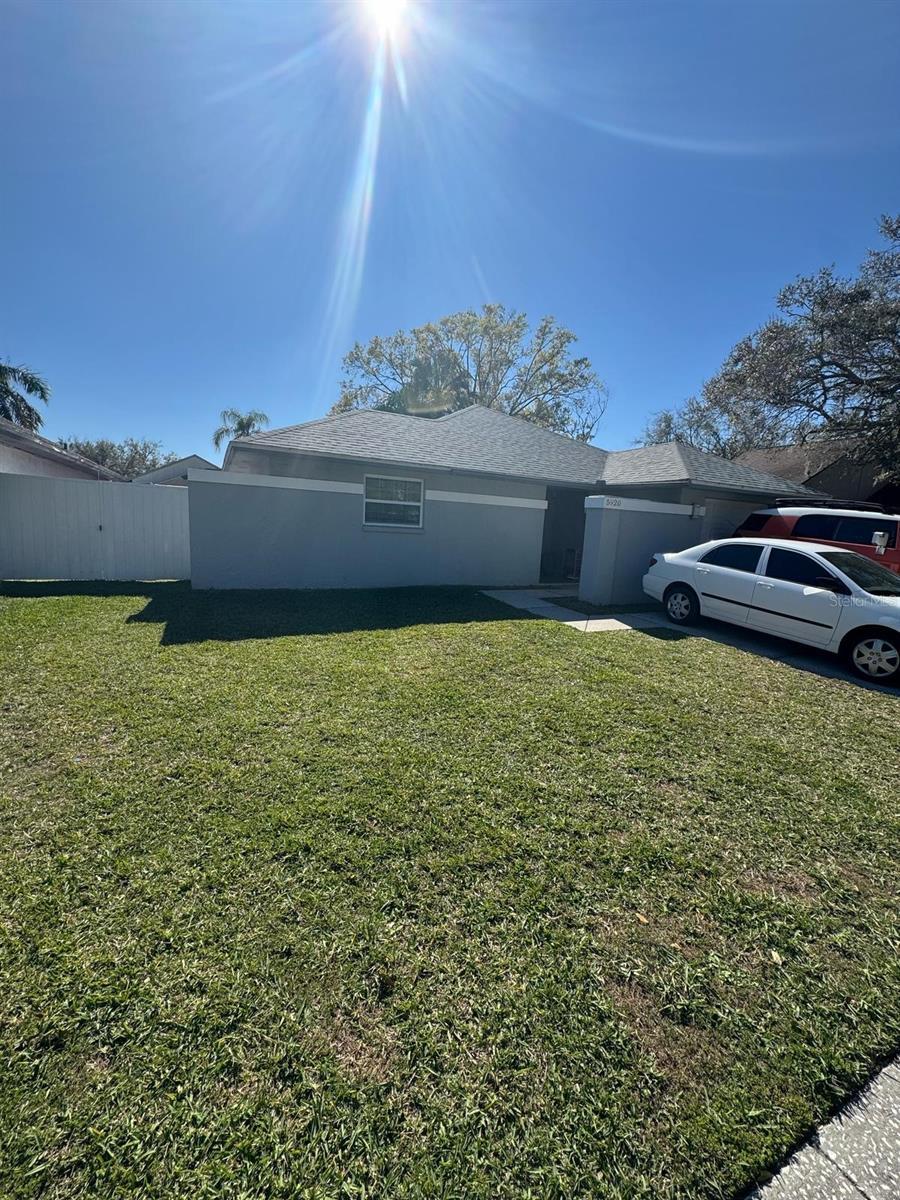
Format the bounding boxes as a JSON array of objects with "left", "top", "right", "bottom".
[{"left": 820, "top": 551, "right": 900, "bottom": 595}]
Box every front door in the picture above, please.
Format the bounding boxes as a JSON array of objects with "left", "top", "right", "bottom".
[{"left": 540, "top": 487, "right": 589, "bottom": 581}]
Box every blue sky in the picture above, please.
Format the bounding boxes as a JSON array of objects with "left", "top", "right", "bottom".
[{"left": 4, "top": 0, "right": 899, "bottom": 458}]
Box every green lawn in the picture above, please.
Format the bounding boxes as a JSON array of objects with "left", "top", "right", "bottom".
[{"left": 1, "top": 582, "right": 898, "bottom": 1199}]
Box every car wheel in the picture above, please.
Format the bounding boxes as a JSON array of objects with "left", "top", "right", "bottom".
[
  {"left": 663, "top": 584, "right": 699, "bottom": 625},
  {"left": 845, "top": 630, "right": 900, "bottom": 685}
]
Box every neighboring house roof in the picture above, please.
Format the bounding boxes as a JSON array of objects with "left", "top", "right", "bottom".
[
  {"left": 133, "top": 454, "right": 219, "bottom": 485},
  {"left": 734, "top": 441, "right": 853, "bottom": 484},
  {"left": 228, "top": 406, "right": 814, "bottom": 496},
  {"left": 0, "top": 417, "right": 125, "bottom": 480}
]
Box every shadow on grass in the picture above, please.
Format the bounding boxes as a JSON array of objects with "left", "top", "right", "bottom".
[
  {"left": 650, "top": 614, "right": 899, "bottom": 695},
  {"left": 0, "top": 580, "right": 527, "bottom": 644}
]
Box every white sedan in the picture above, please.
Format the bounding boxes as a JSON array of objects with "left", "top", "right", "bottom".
[{"left": 642, "top": 537, "right": 900, "bottom": 684}]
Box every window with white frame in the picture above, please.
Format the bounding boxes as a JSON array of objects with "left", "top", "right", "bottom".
[{"left": 363, "top": 475, "right": 423, "bottom": 528}]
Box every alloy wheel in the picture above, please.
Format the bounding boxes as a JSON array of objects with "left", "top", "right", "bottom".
[
  {"left": 851, "top": 637, "right": 900, "bottom": 679},
  {"left": 667, "top": 592, "right": 691, "bottom": 622}
]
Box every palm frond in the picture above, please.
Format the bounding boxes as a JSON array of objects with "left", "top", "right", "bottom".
[
  {"left": 212, "top": 408, "right": 269, "bottom": 449},
  {"left": 0, "top": 361, "right": 51, "bottom": 431}
]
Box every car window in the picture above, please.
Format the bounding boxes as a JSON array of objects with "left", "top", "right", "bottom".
[
  {"left": 735, "top": 513, "right": 769, "bottom": 533},
  {"left": 765, "top": 548, "right": 832, "bottom": 586},
  {"left": 793, "top": 513, "right": 839, "bottom": 539},
  {"left": 821, "top": 551, "right": 900, "bottom": 595},
  {"left": 833, "top": 515, "right": 898, "bottom": 549},
  {"left": 698, "top": 544, "right": 763, "bottom": 573}
]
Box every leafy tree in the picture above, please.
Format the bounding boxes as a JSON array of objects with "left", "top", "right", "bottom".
[
  {"left": 641, "top": 395, "right": 787, "bottom": 460},
  {"left": 213, "top": 408, "right": 270, "bottom": 451},
  {"left": 642, "top": 215, "right": 900, "bottom": 481},
  {"left": 64, "top": 437, "right": 179, "bottom": 478},
  {"left": 331, "top": 304, "right": 608, "bottom": 442},
  {"left": 0, "top": 361, "right": 50, "bottom": 431}
]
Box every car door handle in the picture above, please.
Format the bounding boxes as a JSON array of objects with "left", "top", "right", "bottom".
[
  {"left": 756, "top": 582, "right": 774, "bottom": 589},
  {"left": 696, "top": 567, "right": 710, "bottom": 574}
]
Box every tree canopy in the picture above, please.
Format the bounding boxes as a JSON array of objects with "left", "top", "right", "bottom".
[
  {"left": 642, "top": 215, "right": 900, "bottom": 481},
  {"left": 331, "top": 304, "right": 607, "bottom": 442},
  {"left": 213, "top": 408, "right": 269, "bottom": 451},
  {"left": 1, "top": 361, "right": 50, "bottom": 431},
  {"left": 64, "top": 437, "right": 178, "bottom": 478}
]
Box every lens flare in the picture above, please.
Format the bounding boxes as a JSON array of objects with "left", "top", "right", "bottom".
[
  {"left": 315, "top": 36, "right": 387, "bottom": 398},
  {"left": 362, "top": 0, "right": 408, "bottom": 41}
]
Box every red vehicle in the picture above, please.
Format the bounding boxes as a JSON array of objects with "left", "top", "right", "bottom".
[{"left": 734, "top": 501, "right": 900, "bottom": 574}]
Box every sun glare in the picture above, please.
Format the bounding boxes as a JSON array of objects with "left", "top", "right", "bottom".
[{"left": 362, "top": 0, "right": 408, "bottom": 41}]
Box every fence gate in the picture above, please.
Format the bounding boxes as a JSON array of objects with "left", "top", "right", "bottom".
[{"left": 0, "top": 474, "right": 190, "bottom": 581}]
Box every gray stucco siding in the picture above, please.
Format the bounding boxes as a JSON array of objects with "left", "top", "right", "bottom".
[
  {"left": 0, "top": 443, "right": 100, "bottom": 480},
  {"left": 189, "top": 472, "right": 546, "bottom": 590},
  {"left": 579, "top": 496, "right": 708, "bottom": 606}
]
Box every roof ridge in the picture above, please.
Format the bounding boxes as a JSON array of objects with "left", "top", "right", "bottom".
[
  {"left": 244, "top": 405, "right": 479, "bottom": 444},
  {"left": 435, "top": 405, "right": 477, "bottom": 421},
  {"left": 669, "top": 439, "right": 815, "bottom": 490},
  {"left": 444, "top": 404, "right": 610, "bottom": 452},
  {"left": 606, "top": 442, "right": 675, "bottom": 458}
]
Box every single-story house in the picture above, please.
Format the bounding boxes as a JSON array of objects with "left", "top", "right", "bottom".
[
  {"left": 132, "top": 454, "right": 219, "bottom": 486},
  {"left": 736, "top": 441, "right": 900, "bottom": 511},
  {"left": 187, "top": 405, "right": 814, "bottom": 600},
  {"left": 0, "top": 417, "right": 123, "bottom": 481}
]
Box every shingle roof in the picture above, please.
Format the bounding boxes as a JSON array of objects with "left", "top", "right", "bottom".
[
  {"left": 230, "top": 406, "right": 813, "bottom": 496},
  {"left": 606, "top": 441, "right": 816, "bottom": 495},
  {"left": 734, "top": 441, "right": 851, "bottom": 484},
  {"left": 235, "top": 405, "right": 611, "bottom": 487},
  {"left": 0, "top": 417, "right": 125, "bottom": 480},
  {"left": 132, "top": 454, "right": 219, "bottom": 483}
]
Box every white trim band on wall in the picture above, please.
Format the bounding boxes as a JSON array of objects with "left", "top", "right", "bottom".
[
  {"left": 188, "top": 470, "right": 548, "bottom": 510},
  {"left": 428, "top": 489, "right": 547, "bottom": 510},
  {"left": 188, "top": 469, "right": 363, "bottom": 495},
  {"left": 585, "top": 494, "right": 705, "bottom": 517}
]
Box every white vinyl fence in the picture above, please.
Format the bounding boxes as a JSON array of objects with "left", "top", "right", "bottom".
[{"left": 0, "top": 474, "right": 190, "bottom": 581}]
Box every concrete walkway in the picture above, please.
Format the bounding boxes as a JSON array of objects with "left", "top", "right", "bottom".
[
  {"left": 751, "top": 1060, "right": 900, "bottom": 1199},
  {"left": 481, "top": 588, "right": 670, "bottom": 634}
]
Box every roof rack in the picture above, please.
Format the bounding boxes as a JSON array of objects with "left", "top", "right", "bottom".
[{"left": 774, "top": 497, "right": 889, "bottom": 513}]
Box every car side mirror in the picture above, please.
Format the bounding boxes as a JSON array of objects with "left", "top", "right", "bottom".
[
  {"left": 872, "top": 531, "right": 889, "bottom": 556},
  {"left": 815, "top": 575, "right": 850, "bottom": 595}
]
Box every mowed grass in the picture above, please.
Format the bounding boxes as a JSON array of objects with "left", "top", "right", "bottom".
[{"left": 1, "top": 582, "right": 898, "bottom": 1200}]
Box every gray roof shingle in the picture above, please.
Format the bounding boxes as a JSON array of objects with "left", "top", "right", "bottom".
[
  {"left": 606, "top": 441, "right": 816, "bottom": 495},
  {"left": 236, "top": 405, "right": 611, "bottom": 486},
  {"left": 734, "top": 441, "right": 851, "bottom": 483},
  {"left": 231, "top": 406, "right": 812, "bottom": 496}
]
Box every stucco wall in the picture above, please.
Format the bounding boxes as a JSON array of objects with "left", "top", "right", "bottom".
[
  {"left": 691, "top": 495, "right": 761, "bottom": 541},
  {"left": 0, "top": 443, "right": 98, "bottom": 479},
  {"left": 579, "top": 496, "right": 708, "bottom": 606},
  {"left": 189, "top": 465, "right": 547, "bottom": 590}
]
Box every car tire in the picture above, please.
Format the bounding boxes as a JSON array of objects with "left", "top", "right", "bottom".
[
  {"left": 843, "top": 628, "right": 900, "bottom": 686},
  {"left": 663, "top": 584, "right": 699, "bottom": 626}
]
